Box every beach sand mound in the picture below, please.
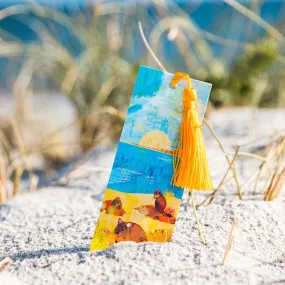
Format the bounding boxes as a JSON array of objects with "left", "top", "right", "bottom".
[{"left": 0, "top": 108, "right": 284, "bottom": 285}]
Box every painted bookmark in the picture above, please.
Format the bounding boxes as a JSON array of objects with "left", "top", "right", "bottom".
[{"left": 90, "top": 66, "right": 212, "bottom": 251}]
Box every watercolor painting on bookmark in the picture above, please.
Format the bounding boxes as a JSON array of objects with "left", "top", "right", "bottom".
[{"left": 90, "top": 66, "right": 212, "bottom": 251}]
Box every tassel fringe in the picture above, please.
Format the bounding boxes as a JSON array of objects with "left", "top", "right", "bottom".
[{"left": 171, "top": 72, "right": 213, "bottom": 192}]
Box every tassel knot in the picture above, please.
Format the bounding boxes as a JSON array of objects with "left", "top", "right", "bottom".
[
  {"left": 171, "top": 72, "right": 213, "bottom": 191},
  {"left": 183, "top": 89, "right": 197, "bottom": 111}
]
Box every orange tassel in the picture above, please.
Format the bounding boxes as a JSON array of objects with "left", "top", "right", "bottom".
[{"left": 171, "top": 72, "right": 213, "bottom": 192}]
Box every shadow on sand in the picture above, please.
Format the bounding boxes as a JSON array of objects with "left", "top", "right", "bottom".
[{"left": 2, "top": 246, "right": 89, "bottom": 261}]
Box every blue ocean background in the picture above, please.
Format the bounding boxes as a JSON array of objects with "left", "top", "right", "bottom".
[{"left": 108, "top": 142, "right": 184, "bottom": 200}]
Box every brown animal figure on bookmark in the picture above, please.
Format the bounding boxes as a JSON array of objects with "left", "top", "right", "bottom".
[
  {"left": 135, "top": 189, "right": 176, "bottom": 224},
  {"left": 101, "top": 197, "right": 126, "bottom": 216},
  {"left": 114, "top": 218, "right": 147, "bottom": 243}
]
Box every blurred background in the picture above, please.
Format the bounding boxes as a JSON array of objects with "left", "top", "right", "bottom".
[{"left": 0, "top": 0, "right": 284, "bottom": 194}]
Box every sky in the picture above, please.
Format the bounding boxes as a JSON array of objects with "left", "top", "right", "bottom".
[{"left": 120, "top": 66, "right": 211, "bottom": 149}]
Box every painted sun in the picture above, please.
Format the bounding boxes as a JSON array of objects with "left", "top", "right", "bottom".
[{"left": 139, "top": 130, "right": 171, "bottom": 151}]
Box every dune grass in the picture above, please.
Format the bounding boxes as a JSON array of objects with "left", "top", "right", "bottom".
[{"left": 0, "top": 1, "right": 284, "bottom": 208}]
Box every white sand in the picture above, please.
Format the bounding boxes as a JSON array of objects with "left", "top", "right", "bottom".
[{"left": 1, "top": 108, "right": 285, "bottom": 285}]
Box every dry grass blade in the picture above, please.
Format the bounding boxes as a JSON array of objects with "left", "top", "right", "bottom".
[
  {"left": 90, "top": 76, "right": 119, "bottom": 112},
  {"left": 256, "top": 135, "right": 284, "bottom": 195},
  {"left": 0, "top": 129, "right": 12, "bottom": 163},
  {"left": 223, "top": 220, "right": 240, "bottom": 265},
  {"left": 0, "top": 4, "right": 90, "bottom": 44},
  {"left": 203, "top": 119, "right": 242, "bottom": 199},
  {"left": 223, "top": 0, "right": 285, "bottom": 43},
  {"left": 191, "top": 191, "right": 206, "bottom": 245},
  {"left": 229, "top": 152, "right": 267, "bottom": 162},
  {"left": 264, "top": 171, "right": 277, "bottom": 201},
  {"left": 265, "top": 138, "right": 285, "bottom": 201},
  {"left": 13, "top": 165, "right": 23, "bottom": 197},
  {"left": 239, "top": 168, "right": 260, "bottom": 196},
  {"left": 269, "top": 167, "right": 285, "bottom": 200},
  {"left": 138, "top": 21, "right": 167, "bottom": 72},
  {"left": 0, "top": 154, "right": 8, "bottom": 203},
  {"left": 265, "top": 167, "right": 285, "bottom": 201},
  {"left": 253, "top": 141, "right": 275, "bottom": 194},
  {"left": 101, "top": 106, "right": 126, "bottom": 121},
  {"left": 0, "top": 5, "right": 29, "bottom": 21},
  {"left": 199, "top": 29, "right": 257, "bottom": 51},
  {"left": 11, "top": 119, "right": 39, "bottom": 195},
  {"left": 264, "top": 170, "right": 278, "bottom": 201},
  {"left": 261, "top": 170, "right": 275, "bottom": 195},
  {"left": 29, "top": 173, "right": 39, "bottom": 193},
  {"left": 198, "top": 146, "right": 240, "bottom": 208},
  {"left": 0, "top": 257, "right": 12, "bottom": 272},
  {"left": 148, "top": 16, "right": 213, "bottom": 65},
  {"left": 11, "top": 120, "right": 25, "bottom": 153},
  {"left": 11, "top": 120, "right": 25, "bottom": 196}
]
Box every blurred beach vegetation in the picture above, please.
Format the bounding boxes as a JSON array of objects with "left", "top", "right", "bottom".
[{"left": 0, "top": 0, "right": 284, "bottom": 200}]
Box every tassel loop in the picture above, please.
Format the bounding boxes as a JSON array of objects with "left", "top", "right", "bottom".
[{"left": 171, "top": 72, "right": 213, "bottom": 192}]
